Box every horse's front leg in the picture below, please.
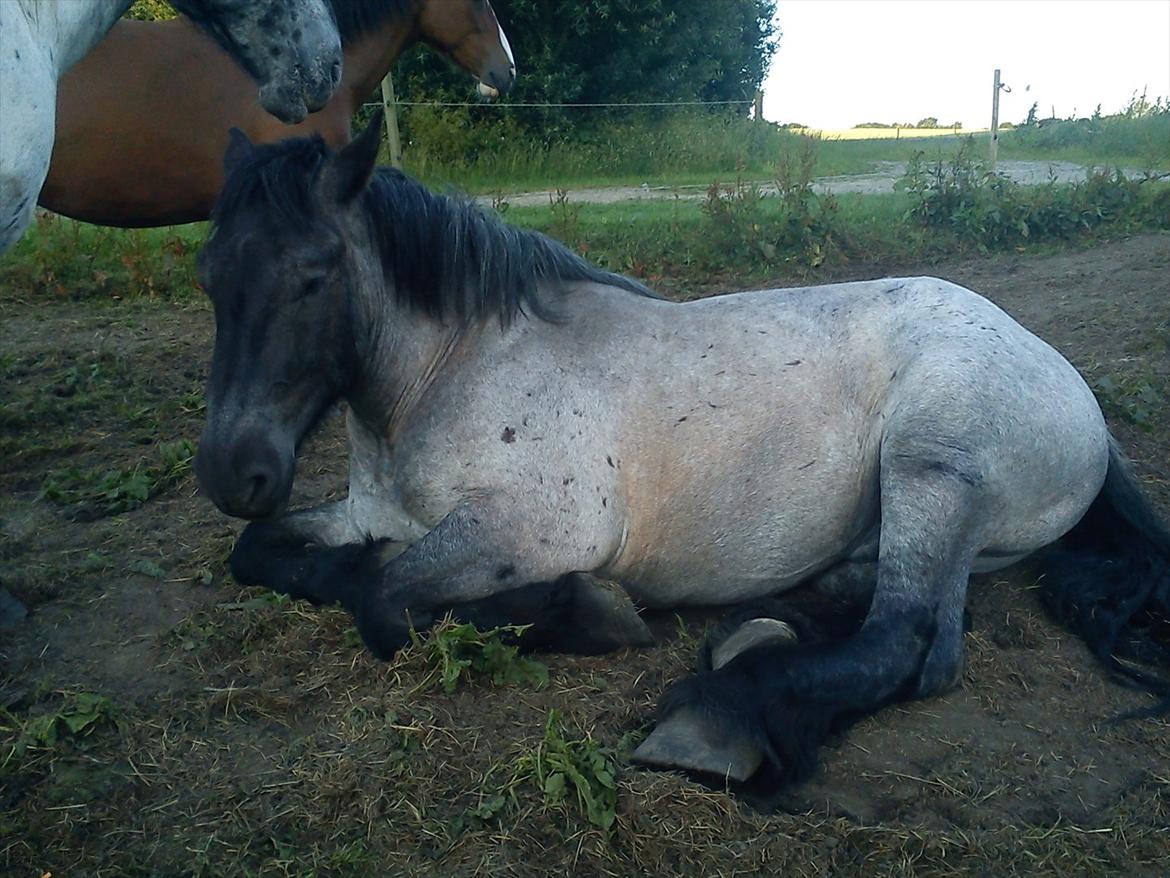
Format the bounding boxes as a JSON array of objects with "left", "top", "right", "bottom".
[
  {"left": 229, "top": 501, "right": 399, "bottom": 603},
  {"left": 317, "top": 496, "right": 625, "bottom": 658}
]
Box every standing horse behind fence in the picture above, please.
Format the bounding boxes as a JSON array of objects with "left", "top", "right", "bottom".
[
  {"left": 0, "top": 0, "right": 342, "bottom": 254},
  {"left": 192, "top": 115, "right": 1170, "bottom": 795},
  {"left": 38, "top": 0, "right": 515, "bottom": 228}
]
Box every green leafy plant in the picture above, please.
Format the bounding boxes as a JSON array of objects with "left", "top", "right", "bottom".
[
  {"left": 1, "top": 692, "right": 121, "bottom": 774},
  {"left": 511, "top": 710, "right": 620, "bottom": 830},
  {"left": 405, "top": 618, "right": 549, "bottom": 694},
  {"left": 701, "top": 137, "right": 840, "bottom": 269}
]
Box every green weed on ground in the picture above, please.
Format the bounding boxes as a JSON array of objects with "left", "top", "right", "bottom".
[
  {"left": 471, "top": 710, "right": 621, "bottom": 832},
  {"left": 398, "top": 618, "right": 550, "bottom": 694},
  {"left": 40, "top": 438, "right": 195, "bottom": 519},
  {"left": 1, "top": 692, "right": 120, "bottom": 776}
]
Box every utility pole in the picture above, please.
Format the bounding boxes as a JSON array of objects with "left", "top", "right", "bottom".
[
  {"left": 380, "top": 72, "right": 403, "bottom": 169},
  {"left": 989, "top": 68, "right": 1011, "bottom": 170}
]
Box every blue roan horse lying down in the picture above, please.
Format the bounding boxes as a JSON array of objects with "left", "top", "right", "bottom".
[{"left": 194, "top": 114, "right": 1170, "bottom": 793}]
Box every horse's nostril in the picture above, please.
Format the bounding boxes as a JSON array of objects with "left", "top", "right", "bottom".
[
  {"left": 245, "top": 470, "right": 271, "bottom": 505},
  {"left": 330, "top": 60, "right": 342, "bottom": 87}
]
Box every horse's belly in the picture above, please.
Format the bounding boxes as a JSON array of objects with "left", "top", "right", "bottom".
[{"left": 611, "top": 459, "right": 877, "bottom": 608}]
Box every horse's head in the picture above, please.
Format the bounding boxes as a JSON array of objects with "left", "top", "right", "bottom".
[
  {"left": 173, "top": 0, "right": 343, "bottom": 123},
  {"left": 194, "top": 116, "right": 383, "bottom": 519},
  {"left": 418, "top": 0, "right": 516, "bottom": 98}
]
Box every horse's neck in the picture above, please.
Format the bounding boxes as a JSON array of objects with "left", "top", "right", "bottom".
[
  {"left": 338, "top": 7, "right": 421, "bottom": 107},
  {"left": 344, "top": 236, "right": 465, "bottom": 435},
  {"left": 18, "top": 0, "right": 132, "bottom": 74}
]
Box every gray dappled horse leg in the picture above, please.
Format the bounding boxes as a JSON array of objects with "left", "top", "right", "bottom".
[
  {"left": 451, "top": 573, "right": 653, "bottom": 655},
  {"left": 635, "top": 471, "right": 980, "bottom": 789}
]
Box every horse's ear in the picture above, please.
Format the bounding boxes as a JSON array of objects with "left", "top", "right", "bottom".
[
  {"left": 318, "top": 109, "right": 384, "bottom": 207},
  {"left": 223, "top": 127, "right": 254, "bottom": 177}
]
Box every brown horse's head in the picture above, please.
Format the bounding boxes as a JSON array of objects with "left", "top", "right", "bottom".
[{"left": 418, "top": 0, "right": 516, "bottom": 97}]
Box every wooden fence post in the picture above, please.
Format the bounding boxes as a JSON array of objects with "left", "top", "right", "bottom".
[{"left": 381, "top": 72, "right": 403, "bottom": 169}]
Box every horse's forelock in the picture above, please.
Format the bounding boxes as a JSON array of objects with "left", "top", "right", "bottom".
[{"left": 211, "top": 136, "right": 330, "bottom": 235}]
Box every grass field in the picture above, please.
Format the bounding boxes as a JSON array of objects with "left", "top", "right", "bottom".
[{"left": 399, "top": 101, "right": 1170, "bottom": 194}]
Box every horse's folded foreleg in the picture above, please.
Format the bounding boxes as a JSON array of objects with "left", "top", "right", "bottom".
[
  {"left": 229, "top": 501, "right": 396, "bottom": 603},
  {"left": 346, "top": 496, "right": 625, "bottom": 658}
]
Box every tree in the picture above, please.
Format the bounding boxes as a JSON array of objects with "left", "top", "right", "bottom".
[
  {"left": 916, "top": 116, "right": 939, "bottom": 129},
  {"left": 394, "top": 1, "right": 778, "bottom": 135},
  {"left": 126, "top": 0, "right": 176, "bottom": 20}
]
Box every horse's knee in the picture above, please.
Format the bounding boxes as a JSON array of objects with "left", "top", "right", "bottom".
[{"left": 229, "top": 520, "right": 308, "bottom": 587}]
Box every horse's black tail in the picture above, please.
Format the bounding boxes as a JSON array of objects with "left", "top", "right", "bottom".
[{"left": 1040, "top": 435, "right": 1170, "bottom": 702}]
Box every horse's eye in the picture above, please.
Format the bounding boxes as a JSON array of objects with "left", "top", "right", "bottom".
[{"left": 293, "top": 277, "right": 327, "bottom": 301}]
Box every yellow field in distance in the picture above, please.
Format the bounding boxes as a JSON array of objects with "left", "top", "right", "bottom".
[{"left": 794, "top": 126, "right": 991, "bottom": 141}]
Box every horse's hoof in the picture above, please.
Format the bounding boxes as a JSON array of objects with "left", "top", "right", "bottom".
[
  {"left": 571, "top": 575, "right": 654, "bottom": 650},
  {"left": 632, "top": 705, "right": 764, "bottom": 782},
  {"left": 710, "top": 617, "right": 798, "bottom": 670}
]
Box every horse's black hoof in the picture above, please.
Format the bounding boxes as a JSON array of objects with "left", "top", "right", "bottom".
[{"left": 710, "top": 617, "right": 798, "bottom": 669}]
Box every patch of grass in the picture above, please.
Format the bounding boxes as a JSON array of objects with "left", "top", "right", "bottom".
[
  {"left": 0, "top": 351, "right": 138, "bottom": 432},
  {"left": 0, "top": 212, "right": 205, "bottom": 304},
  {"left": 1093, "top": 372, "right": 1165, "bottom": 431},
  {"left": 1001, "top": 94, "right": 1170, "bottom": 173},
  {"left": 897, "top": 141, "right": 1169, "bottom": 253},
  {"left": 399, "top": 617, "right": 550, "bottom": 694},
  {"left": 40, "top": 438, "right": 195, "bottom": 519}
]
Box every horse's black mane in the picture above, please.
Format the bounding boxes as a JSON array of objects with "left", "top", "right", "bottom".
[
  {"left": 211, "top": 135, "right": 656, "bottom": 325},
  {"left": 329, "top": 0, "right": 416, "bottom": 45}
]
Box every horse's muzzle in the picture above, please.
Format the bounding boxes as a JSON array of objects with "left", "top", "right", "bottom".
[
  {"left": 256, "top": 16, "right": 343, "bottom": 123},
  {"left": 477, "top": 63, "right": 516, "bottom": 99},
  {"left": 195, "top": 430, "right": 295, "bottom": 520}
]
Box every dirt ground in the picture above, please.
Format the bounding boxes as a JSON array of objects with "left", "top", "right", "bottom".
[{"left": 1, "top": 232, "right": 1168, "bottom": 877}]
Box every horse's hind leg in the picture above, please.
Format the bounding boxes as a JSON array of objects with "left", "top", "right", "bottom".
[{"left": 634, "top": 468, "right": 981, "bottom": 788}]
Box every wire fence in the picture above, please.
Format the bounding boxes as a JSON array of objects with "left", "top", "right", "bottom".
[{"left": 363, "top": 98, "right": 756, "bottom": 111}]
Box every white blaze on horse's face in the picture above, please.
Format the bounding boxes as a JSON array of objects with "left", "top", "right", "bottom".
[{"left": 474, "top": 24, "right": 515, "bottom": 98}]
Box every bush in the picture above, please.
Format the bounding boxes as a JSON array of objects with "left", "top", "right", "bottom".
[
  {"left": 701, "top": 137, "right": 841, "bottom": 268},
  {"left": 898, "top": 139, "right": 1167, "bottom": 251}
]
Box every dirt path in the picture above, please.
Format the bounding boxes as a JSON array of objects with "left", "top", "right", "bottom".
[
  {"left": 2, "top": 233, "right": 1168, "bottom": 877},
  {"left": 487, "top": 160, "right": 1135, "bottom": 207}
]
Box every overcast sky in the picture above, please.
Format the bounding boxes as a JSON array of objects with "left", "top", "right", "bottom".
[{"left": 762, "top": 0, "right": 1170, "bottom": 129}]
